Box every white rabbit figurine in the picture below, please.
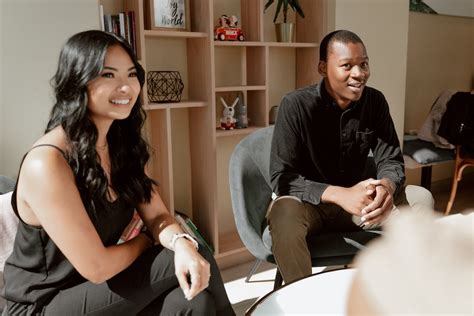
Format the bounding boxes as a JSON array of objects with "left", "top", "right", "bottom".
[{"left": 220, "top": 97, "right": 238, "bottom": 130}]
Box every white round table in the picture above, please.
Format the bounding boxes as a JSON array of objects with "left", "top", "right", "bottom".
[{"left": 248, "top": 269, "right": 356, "bottom": 315}]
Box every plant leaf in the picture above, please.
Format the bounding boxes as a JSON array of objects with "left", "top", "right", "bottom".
[
  {"left": 283, "top": 0, "right": 289, "bottom": 23},
  {"left": 264, "top": 0, "right": 275, "bottom": 12},
  {"left": 290, "top": 0, "right": 305, "bottom": 18},
  {"left": 273, "top": 0, "right": 283, "bottom": 23}
]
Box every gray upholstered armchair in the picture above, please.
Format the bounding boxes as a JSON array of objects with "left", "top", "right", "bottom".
[
  {"left": 229, "top": 126, "right": 381, "bottom": 289},
  {"left": 0, "top": 176, "right": 15, "bottom": 195}
]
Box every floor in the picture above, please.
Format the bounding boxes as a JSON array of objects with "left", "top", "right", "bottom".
[{"left": 222, "top": 175, "right": 474, "bottom": 315}]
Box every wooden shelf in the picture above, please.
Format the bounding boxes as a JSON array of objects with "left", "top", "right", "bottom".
[
  {"left": 144, "top": 100, "right": 207, "bottom": 110},
  {"left": 98, "top": 0, "right": 326, "bottom": 269},
  {"left": 214, "top": 41, "right": 318, "bottom": 48},
  {"left": 215, "top": 85, "right": 266, "bottom": 92},
  {"left": 143, "top": 30, "right": 208, "bottom": 38},
  {"left": 267, "top": 42, "right": 319, "bottom": 48},
  {"left": 216, "top": 126, "right": 261, "bottom": 138},
  {"left": 214, "top": 41, "right": 266, "bottom": 47}
]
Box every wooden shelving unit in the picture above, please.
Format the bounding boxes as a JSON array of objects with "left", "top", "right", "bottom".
[{"left": 99, "top": 0, "right": 326, "bottom": 268}]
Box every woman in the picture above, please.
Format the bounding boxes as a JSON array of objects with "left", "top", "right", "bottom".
[{"left": 2, "top": 30, "right": 234, "bottom": 315}]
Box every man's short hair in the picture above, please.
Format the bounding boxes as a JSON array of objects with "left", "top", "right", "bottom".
[{"left": 319, "top": 30, "right": 365, "bottom": 62}]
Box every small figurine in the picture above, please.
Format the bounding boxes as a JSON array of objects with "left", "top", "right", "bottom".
[
  {"left": 220, "top": 97, "right": 238, "bottom": 130},
  {"left": 214, "top": 14, "right": 245, "bottom": 41},
  {"left": 234, "top": 92, "right": 248, "bottom": 128}
]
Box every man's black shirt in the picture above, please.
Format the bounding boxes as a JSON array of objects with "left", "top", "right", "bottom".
[{"left": 270, "top": 80, "right": 405, "bottom": 205}]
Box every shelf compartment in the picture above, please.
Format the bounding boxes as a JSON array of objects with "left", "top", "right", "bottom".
[
  {"left": 215, "top": 90, "right": 266, "bottom": 131},
  {"left": 218, "top": 231, "right": 246, "bottom": 255},
  {"left": 144, "top": 30, "right": 208, "bottom": 38},
  {"left": 144, "top": 100, "right": 207, "bottom": 110},
  {"left": 147, "top": 109, "right": 174, "bottom": 212}
]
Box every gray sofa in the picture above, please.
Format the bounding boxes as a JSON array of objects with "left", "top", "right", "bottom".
[{"left": 0, "top": 175, "right": 16, "bottom": 314}]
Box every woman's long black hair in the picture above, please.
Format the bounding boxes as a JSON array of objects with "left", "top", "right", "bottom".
[{"left": 46, "top": 30, "right": 156, "bottom": 213}]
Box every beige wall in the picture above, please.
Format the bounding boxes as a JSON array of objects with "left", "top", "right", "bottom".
[
  {"left": 333, "top": 0, "right": 410, "bottom": 140},
  {"left": 404, "top": 12, "right": 473, "bottom": 183},
  {"left": 0, "top": 0, "right": 99, "bottom": 177},
  {"left": 405, "top": 12, "right": 473, "bottom": 131}
]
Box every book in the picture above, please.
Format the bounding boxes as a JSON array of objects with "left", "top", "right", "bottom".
[
  {"left": 118, "top": 12, "right": 126, "bottom": 40},
  {"left": 103, "top": 14, "right": 112, "bottom": 33},
  {"left": 99, "top": 5, "right": 105, "bottom": 31},
  {"left": 118, "top": 210, "right": 144, "bottom": 244},
  {"left": 129, "top": 11, "right": 137, "bottom": 54},
  {"left": 175, "top": 211, "right": 214, "bottom": 254}
]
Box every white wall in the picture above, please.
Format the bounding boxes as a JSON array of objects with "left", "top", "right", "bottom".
[
  {"left": 0, "top": 0, "right": 99, "bottom": 177},
  {"left": 333, "top": 0, "right": 409, "bottom": 140}
]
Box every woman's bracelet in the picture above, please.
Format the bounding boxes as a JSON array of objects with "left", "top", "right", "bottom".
[{"left": 169, "top": 233, "right": 199, "bottom": 251}]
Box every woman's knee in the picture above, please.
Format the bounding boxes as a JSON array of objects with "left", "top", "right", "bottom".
[{"left": 161, "top": 288, "right": 216, "bottom": 316}]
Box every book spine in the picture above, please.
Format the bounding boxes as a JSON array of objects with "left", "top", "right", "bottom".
[
  {"left": 127, "top": 218, "right": 144, "bottom": 240},
  {"left": 99, "top": 5, "right": 105, "bottom": 31},
  {"left": 174, "top": 211, "right": 214, "bottom": 254},
  {"left": 175, "top": 214, "right": 197, "bottom": 238},
  {"left": 112, "top": 15, "right": 120, "bottom": 35},
  {"left": 117, "top": 211, "right": 141, "bottom": 244},
  {"left": 129, "top": 11, "right": 137, "bottom": 55},
  {"left": 124, "top": 12, "right": 131, "bottom": 45},
  {"left": 118, "top": 12, "right": 126, "bottom": 39},
  {"left": 104, "top": 14, "right": 112, "bottom": 33},
  {"left": 185, "top": 218, "right": 214, "bottom": 254}
]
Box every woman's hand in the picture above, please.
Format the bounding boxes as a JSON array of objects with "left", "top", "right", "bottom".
[{"left": 174, "top": 239, "right": 210, "bottom": 301}]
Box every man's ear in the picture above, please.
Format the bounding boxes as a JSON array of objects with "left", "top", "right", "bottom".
[{"left": 318, "top": 61, "right": 327, "bottom": 77}]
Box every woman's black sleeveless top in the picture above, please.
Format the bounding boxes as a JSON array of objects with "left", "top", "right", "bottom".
[{"left": 2, "top": 145, "right": 134, "bottom": 314}]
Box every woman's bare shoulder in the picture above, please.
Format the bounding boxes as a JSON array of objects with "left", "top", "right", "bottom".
[
  {"left": 21, "top": 126, "right": 73, "bottom": 187},
  {"left": 31, "top": 126, "right": 69, "bottom": 151}
]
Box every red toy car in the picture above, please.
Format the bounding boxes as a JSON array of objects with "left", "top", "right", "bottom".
[{"left": 214, "top": 26, "right": 245, "bottom": 41}]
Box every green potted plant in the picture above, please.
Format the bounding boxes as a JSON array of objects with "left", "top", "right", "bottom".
[{"left": 264, "top": 0, "right": 305, "bottom": 42}]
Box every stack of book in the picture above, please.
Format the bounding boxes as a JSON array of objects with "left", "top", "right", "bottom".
[
  {"left": 174, "top": 211, "right": 214, "bottom": 255},
  {"left": 99, "top": 5, "right": 137, "bottom": 54},
  {"left": 117, "top": 210, "right": 214, "bottom": 255},
  {"left": 118, "top": 211, "right": 143, "bottom": 244}
]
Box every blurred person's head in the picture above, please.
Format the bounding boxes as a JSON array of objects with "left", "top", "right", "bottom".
[{"left": 347, "top": 210, "right": 473, "bottom": 315}]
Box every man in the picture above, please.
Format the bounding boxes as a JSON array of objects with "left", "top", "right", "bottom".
[{"left": 268, "top": 30, "right": 433, "bottom": 283}]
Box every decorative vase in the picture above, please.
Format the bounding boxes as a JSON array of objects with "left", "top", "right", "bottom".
[{"left": 274, "top": 23, "right": 295, "bottom": 42}]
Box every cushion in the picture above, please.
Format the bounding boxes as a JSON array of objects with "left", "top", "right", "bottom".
[
  {"left": 403, "top": 138, "right": 454, "bottom": 165},
  {"left": 0, "top": 176, "right": 15, "bottom": 195},
  {"left": 0, "top": 272, "right": 4, "bottom": 313},
  {"left": 0, "top": 192, "right": 18, "bottom": 271}
]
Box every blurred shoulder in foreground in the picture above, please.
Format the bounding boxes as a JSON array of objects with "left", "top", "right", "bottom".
[{"left": 348, "top": 209, "right": 474, "bottom": 315}]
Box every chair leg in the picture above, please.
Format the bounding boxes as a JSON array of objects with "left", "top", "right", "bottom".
[
  {"left": 445, "top": 172, "right": 459, "bottom": 216},
  {"left": 245, "top": 259, "right": 262, "bottom": 283},
  {"left": 274, "top": 268, "right": 283, "bottom": 290},
  {"left": 421, "top": 166, "right": 432, "bottom": 190},
  {"left": 445, "top": 148, "right": 462, "bottom": 216}
]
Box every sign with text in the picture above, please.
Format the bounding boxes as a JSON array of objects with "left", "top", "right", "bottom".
[{"left": 149, "top": 0, "right": 190, "bottom": 31}]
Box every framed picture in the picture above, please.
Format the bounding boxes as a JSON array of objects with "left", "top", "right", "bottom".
[{"left": 147, "top": 0, "right": 191, "bottom": 31}]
